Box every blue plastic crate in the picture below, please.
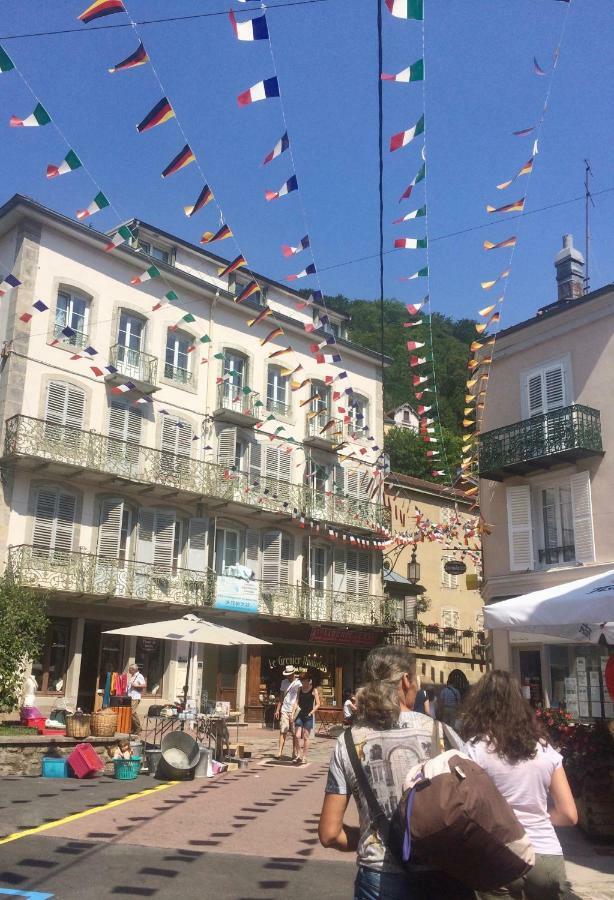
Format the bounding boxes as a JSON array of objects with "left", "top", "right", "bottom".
[{"left": 42, "top": 756, "right": 69, "bottom": 778}]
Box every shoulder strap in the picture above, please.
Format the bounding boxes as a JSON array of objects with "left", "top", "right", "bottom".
[{"left": 343, "top": 728, "right": 390, "bottom": 843}]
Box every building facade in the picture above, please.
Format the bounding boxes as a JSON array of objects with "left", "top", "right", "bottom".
[
  {"left": 383, "top": 473, "right": 486, "bottom": 692},
  {"left": 384, "top": 403, "right": 420, "bottom": 434},
  {"left": 0, "top": 195, "right": 391, "bottom": 720},
  {"left": 478, "top": 235, "right": 612, "bottom": 720}
]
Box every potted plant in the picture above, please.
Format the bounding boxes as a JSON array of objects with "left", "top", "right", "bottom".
[
  {"left": 425, "top": 624, "right": 439, "bottom": 635},
  {"left": 447, "top": 642, "right": 462, "bottom": 653},
  {"left": 425, "top": 640, "right": 438, "bottom": 650},
  {"left": 443, "top": 626, "right": 456, "bottom": 637},
  {"left": 462, "top": 629, "right": 473, "bottom": 638},
  {"left": 561, "top": 721, "right": 614, "bottom": 838}
]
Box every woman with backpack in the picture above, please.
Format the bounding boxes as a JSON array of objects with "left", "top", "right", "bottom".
[
  {"left": 318, "top": 645, "right": 472, "bottom": 899},
  {"left": 460, "top": 670, "right": 578, "bottom": 900}
]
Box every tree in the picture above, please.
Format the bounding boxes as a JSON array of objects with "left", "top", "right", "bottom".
[
  {"left": 0, "top": 580, "right": 49, "bottom": 712},
  {"left": 384, "top": 426, "right": 462, "bottom": 481}
]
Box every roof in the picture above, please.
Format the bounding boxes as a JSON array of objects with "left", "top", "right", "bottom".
[
  {"left": 496, "top": 282, "right": 614, "bottom": 342},
  {"left": 385, "top": 471, "right": 473, "bottom": 503},
  {"left": 384, "top": 571, "right": 413, "bottom": 585},
  {"left": 385, "top": 402, "right": 418, "bottom": 418},
  {"left": 0, "top": 194, "right": 392, "bottom": 365}
]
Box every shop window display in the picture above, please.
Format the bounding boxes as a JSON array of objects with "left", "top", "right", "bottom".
[{"left": 135, "top": 636, "right": 165, "bottom": 696}]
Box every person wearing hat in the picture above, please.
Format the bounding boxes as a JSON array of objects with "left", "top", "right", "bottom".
[{"left": 274, "top": 665, "right": 302, "bottom": 761}]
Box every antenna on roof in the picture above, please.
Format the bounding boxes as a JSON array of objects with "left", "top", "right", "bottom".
[{"left": 584, "top": 159, "right": 594, "bottom": 294}]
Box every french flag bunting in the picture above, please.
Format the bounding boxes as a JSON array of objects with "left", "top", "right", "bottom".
[
  {"left": 238, "top": 76, "right": 279, "bottom": 106},
  {"left": 282, "top": 234, "right": 310, "bottom": 257},
  {"left": 287, "top": 263, "right": 316, "bottom": 281},
  {"left": 265, "top": 174, "right": 298, "bottom": 201},
  {"left": 295, "top": 289, "right": 322, "bottom": 310},
  {"left": 229, "top": 9, "right": 268, "bottom": 40},
  {"left": 263, "top": 131, "right": 289, "bottom": 165}
]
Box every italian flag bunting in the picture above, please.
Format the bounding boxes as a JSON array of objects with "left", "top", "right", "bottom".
[
  {"left": 385, "top": 0, "right": 423, "bottom": 20},
  {"left": 46, "top": 149, "right": 82, "bottom": 179},
  {"left": 0, "top": 45, "right": 14, "bottom": 73},
  {"left": 104, "top": 225, "right": 134, "bottom": 252},
  {"left": 131, "top": 265, "right": 161, "bottom": 285},
  {"left": 76, "top": 191, "right": 110, "bottom": 219},
  {"left": 381, "top": 59, "right": 424, "bottom": 82},
  {"left": 10, "top": 103, "right": 51, "bottom": 128}
]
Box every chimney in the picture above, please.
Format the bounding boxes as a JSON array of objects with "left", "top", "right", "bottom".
[{"left": 554, "top": 234, "right": 585, "bottom": 302}]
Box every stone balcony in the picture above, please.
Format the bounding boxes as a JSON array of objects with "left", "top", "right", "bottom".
[
  {"left": 3, "top": 415, "right": 391, "bottom": 535},
  {"left": 6, "top": 545, "right": 392, "bottom": 627}
]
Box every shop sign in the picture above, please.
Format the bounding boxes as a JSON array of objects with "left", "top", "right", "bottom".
[
  {"left": 214, "top": 576, "right": 259, "bottom": 614},
  {"left": 444, "top": 559, "right": 467, "bottom": 576},
  {"left": 309, "top": 626, "right": 380, "bottom": 647}
]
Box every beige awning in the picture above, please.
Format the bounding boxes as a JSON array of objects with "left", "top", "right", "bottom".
[{"left": 104, "top": 613, "right": 270, "bottom": 647}]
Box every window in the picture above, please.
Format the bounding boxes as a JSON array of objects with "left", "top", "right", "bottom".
[
  {"left": 220, "top": 351, "right": 248, "bottom": 411},
  {"left": 348, "top": 396, "right": 368, "bottom": 436},
  {"left": 55, "top": 290, "right": 89, "bottom": 348},
  {"left": 97, "top": 498, "right": 133, "bottom": 565},
  {"left": 215, "top": 526, "right": 241, "bottom": 575},
  {"left": 506, "top": 472, "right": 595, "bottom": 572},
  {"left": 31, "top": 617, "right": 71, "bottom": 693},
  {"left": 262, "top": 530, "right": 291, "bottom": 584},
  {"left": 32, "top": 487, "right": 77, "bottom": 555},
  {"left": 161, "top": 416, "right": 192, "bottom": 480},
  {"left": 441, "top": 556, "right": 459, "bottom": 589},
  {"left": 310, "top": 545, "right": 330, "bottom": 591},
  {"left": 523, "top": 360, "right": 567, "bottom": 418},
  {"left": 165, "top": 330, "right": 193, "bottom": 385},
  {"left": 231, "top": 274, "right": 265, "bottom": 305},
  {"left": 137, "top": 508, "right": 177, "bottom": 573},
  {"left": 116, "top": 311, "right": 146, "bottom": 378},
  {"left": 333, "top": 549, "right": 370, "bottom": 597},
  {"left": 107, "top": 401, "right": 142, "bottom": 471},
  {"left": 267, "top": 365, "right": 289, "bottom": 416},
  {"left": 440, "top": 607, "right": 460, "bottom": 629},
  {"left": 403, "top": 409, "right": 410, "bottom": 424},
  {"left": 139, "top": 241, "right": 170, "bottom": 264},
  {"left": 135, "top": 637, "right": 165, "bottom": 696},
  {"left": 44, "top": 381, "right": 86, "bottom": 454}
]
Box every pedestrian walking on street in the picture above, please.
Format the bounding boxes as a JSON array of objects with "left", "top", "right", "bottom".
[
  {"left": 460, "top": 670, "right": 578, "bottom": 900},
  {"left": 127, "top": 663, "right": 146, "bottom": 735},
  {"left": 293, "top": 673, "right": 320, "bottom": 765},
  {"left": 318, "top": 645, "right": 472, "bottom": 900},
  {"left": 412, "top": 676, "right": 430, "bottom": 716},
  {"left": 274, "top": 664, "right": 302, "bottom": 761},
  {"left": 343, "top": 691, "right": 357, "bottom": 726},
  {"left": 439, "top": 673, "right": 462, "bottom": 728}
]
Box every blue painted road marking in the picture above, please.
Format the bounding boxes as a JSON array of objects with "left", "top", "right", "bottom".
[{"left": 0, "top": 890, "right": 54, "bottom": 899}]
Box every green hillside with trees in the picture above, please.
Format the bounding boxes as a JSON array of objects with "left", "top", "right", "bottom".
[{"left": 322, "top": 294, "right": 474, "bottom": 480}]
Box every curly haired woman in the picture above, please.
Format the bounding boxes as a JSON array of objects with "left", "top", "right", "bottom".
[{"left": 460, "top": 670, "right": 578, "bottom": 900}]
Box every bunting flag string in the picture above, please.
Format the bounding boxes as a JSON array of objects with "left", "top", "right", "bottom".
[
  {"left": 0, "top": 46, "right": 14, "bottom": 73},
  {"left": 78, "top": 0, "right": 125, "bottom": 24},
  {"left": 10, "top": 103, "right": 51, "bottom": 128},
  {"left": 46, "top": 150, "right": 82, "bottom": 179},
  {"left": 265, "top": 175, "right": 298, "bottom": 202},
  {"left": 393, "top": 205, "right": 426, "bottom": 223},
  {"left": 229, "top": 9, "right": 269, "bottom": 41},
  {"left": 76, "top": 191, "right": 110, "bottom": 220},
  {"left": 381, "top": 58, "right": 424, "bottom": 82},
  {"left": 394, "top": 237, "right": 427, "bottom": 250},
  {"left": 200, "top": 224, "right": 232, "bottom": 244},
  {"left": 237, "top": 77, "right": 279, "bottom": 106},
  {"left": 161, "top": 144, "right": 196, "bottom": 178},
  {"left": 399, "top": 162, "right": 425, "bottom": 202},
  {"left": 105, "top": 224, "right": 135, "bottom": 252},
  {"left": 487, "top": 197, "right": 525, "bottom": 214},
  {"left": 480, "top": 269, "right": 510, "bottom": 290},
  {"left": 385, "top": 0, "right": 424, "bottom": 20},
  {"left": 108, "top": 42, "right": 148, "bottom": 73},
  {"left": 496, "top": 157, "right": 534, "bottom": 190},
  {"left": 286, "top": 264, "right": 316, "bottom": 281},
  {"left": 262, "top": 130, "right": 289, "bottom": 165},
  {"left": 282, "top": 235, "right": 310, "bottom": 257},
  {"left": 390, "top": 114, "right": 425, "bottom": 151},
  {"left": 184, "top": 184, "right": 213, "bottom": 217},
  {"left": 483, "top": 236, "right": 517, "bottom": 251}
]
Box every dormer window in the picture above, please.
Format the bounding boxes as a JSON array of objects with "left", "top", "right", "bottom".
[
  {"left": 231, "top": 274, "right": 266, "bottom": 305},
  {"left": 139, "top": 240, "right": 171, "bottom": 265}
]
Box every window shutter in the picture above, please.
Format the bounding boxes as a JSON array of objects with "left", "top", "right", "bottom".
[
  {"left": 442, "top": 557, "right": 459, "bottom": 589},
  {"left": 265, "top": 446, "right": 279, "bottom": 479},
  {"left": 356, "top": 551, "right": 370, "bottom": 596},
  {"left": 137, "top": 509, "right": 155, "bottom": 566},
  {"left": 217, "top": 427, "right": 237, "bottom": 469},
  {"left": 334, "top": 464, "right": 346, "bottom": 495},
  {"left": 162, "top": 416, "right": 192, "bottom": 456},
  {"left": 262, "top": 530, "right": 289, "bottom": 584},
  {"left": 153, "top": 511, "right": 176, "bottom": 572},
  {"left": 527, "top": 374, "right": 543, "bottom": 417},
  {"left": 570, "top": 471, "right": 595, "bottom": 563},
  {"left": 45, "top": 382, "right": 85, "bottom": 428},
  {"left": 281, "top": 535, "right": 291, "bottom": 583},
  {"left": 249, "top": 441, "right": 262, "bottom": 484},
  {"left": 186, "top": 518, "right": 208, "bottom": 572},
  {"left": 108, "top": 402, "right": 141, "bottom": 468},
  {"left": 440, "top": 607, "right": 460, "bottom": 629},
  {"left": 345, "top": 469, "right": 360, "bottom": 499},
  {"left": 55, "top": 493, "right": 76, "bottom": 552},
  {"left": 333, "top": 550, "right": 346, "bottom": 593},
  {"left": 506, "top": 485, "right": 534, "bottom": 571},
  {"left": 33, "top": 488, "right": 76, "bottom": 553},
  {"left": 32, "top": 489, "right": 58, "bottom": 551},
  {"left": 545, "top": 366, "right": 565, "bottom": 411},
  {"left": 346, "top": 551, "right": 359, "bottom": 595},
  {"left": 278, "top": 450, "right": 291, "bottom": 484},
  {"left": 245, "top": 529, "right": 260, "bottom": 578},
  {"left": 98, "top": 499, "right": 124, "bottom": 559}
]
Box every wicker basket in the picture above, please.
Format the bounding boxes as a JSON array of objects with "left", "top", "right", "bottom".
[
  {"left": 91, "top": 709, "right": 118, "bottom": 737},
  {"left": 66, "top": 713, "right": 91, "bottom": 739}
]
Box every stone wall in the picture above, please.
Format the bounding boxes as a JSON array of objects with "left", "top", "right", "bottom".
[{"left": 0, "top": 735, "right": 128, "bottom": 776}]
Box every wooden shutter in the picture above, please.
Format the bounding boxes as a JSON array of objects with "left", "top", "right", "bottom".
[
  {"left": 570, "top": 471, "right": 595, "bottom": 563},
  {"left": 442, "top": 557, "right": 459, "bottom": 589},
  {"left": 333, "top": 550, "right": 346, "bottom": 593},
  {"left": 249, "top": 441, "right": 262, "bottom": 484},
  {"left": 45, "top": 382, "right": 85, "bottom": 428},
  {"left": 334, "top": 464, "right": 346, "bottom": 495},
  {"left": 440, "top": 607, "right": 460, "bottom": 629},
  {"left": 33, "top": 488, "right": 76, "bottom": 553},
  {"left": 109, "top": 402, "right": 141, "bottom": 444},
  {"left": 162, "top": 416, "right": 192, "bottom": 456},
  {"left": 153, "top": 510, "right": 175, "bottom": 572},
  {"left": 262, "top": 530, "right": 290, "bottom": 584},
  {"left": 186, "top": 518, "right": 208, "bottom": 572},
  {"left": 527, "top": 373, "right": 543, "bottom": 417},
  {"left": 345, "top": 469, "right": 360, "bottom": 500},
  {"left": 545, "top": 366, "right": 565, "bottom": 411},
  {"left": 98, "top": 499, "right": 124, "bottom": 559},
  {"left": 506, "top": 485, "right": 534, "bottom": 571},
  {"left": 245, "top": 529, "right": 260, "bottom": 578},
  {"left": 217, "top": 427, "right": 237, "bottom": 468},
  {"left": 137, "top": 509, "right": 155, "bottom": 566}
]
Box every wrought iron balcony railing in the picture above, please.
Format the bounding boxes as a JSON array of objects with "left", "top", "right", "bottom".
[
  {"left": 478, "top": 404, "right": 603, "bottom": 481},
  {"left": 109, "top": 343, "right": 158, "bottom": 389},
  {"left": 163, "top": 362, "right": 193, "bottom": 386},
  {"left": 266, "top": 398, "right": 291, "bottom": 418},
  {"left": 305, "top": 411, "right": 344, "bottom": 446},
  {"left": 52, "top": 323, "right": 89, "bottom": 350},
  {"left": 3, "top": 416, "right": 391, "bottom": 534},
  {"left": 6, "top": 545, "right": 391, "bottom": 626},
  {"left": 215, "top": 382, "right": 263, "bottom": 421},
  {"left": 387, "top": 622, "right": 487, "bottom": 658}
]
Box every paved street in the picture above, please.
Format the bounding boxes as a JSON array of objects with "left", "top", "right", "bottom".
[{"left": 0, "top": 731, "right": 612, "bottom": 899}]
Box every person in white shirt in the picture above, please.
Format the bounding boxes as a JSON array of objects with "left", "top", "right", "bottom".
[
  {"left": 460, "top": 670, "right": 578, "bottom": 900},
  {"left": 274, "top": 665, "right": 302, "bottom": 760},
  {"left": 342, "top": 692, "right": 356, "bottom": 725},
  {"left": 127, "top": 663, "right": 146, "bottom": 735}
]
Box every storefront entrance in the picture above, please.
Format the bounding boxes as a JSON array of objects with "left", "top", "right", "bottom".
[
  {"left": 77, "top": 620, "right": 124, "bottom": 712},
  {"left": 216, "top": 647, "right": 238, "bottom": 708},
  {"left": 518, "top": 649, "right": 544, "bottom": 707}
]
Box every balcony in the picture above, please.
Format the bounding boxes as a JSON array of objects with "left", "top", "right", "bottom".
[
  {"left": 266, "top": 398, "right": 291, "bottom": 418},
  {"left": 304, "top": 411, "right": 344, "bottom": 450},
  {"left": 213, "top": 382, "right": 263, "bottom": 425},
  {"left": 387, "top": 622, "right": 488, "bottom": 659},
  {"left": 303, "top": 489, "right": 391, "bottom": 534},
  {"left": 106, "top": 343, "right": 159, "bottom": 394},
  {"left": 52, "top": 323, "right": 89, "bottom": 350},
  {"left": 6, "top": 545, "right": 391, "bottom": 626},
  {"left": 163, "top": 362, "right": 193, "bottom": 387},
  {"left": 478, "top": 404, "right": 603, "bottom": 481}
]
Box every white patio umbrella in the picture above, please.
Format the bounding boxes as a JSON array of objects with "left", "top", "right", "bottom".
[
  {"left": 104, "top": 614, "right": 270, "bottom": 707},
  {"left": 484, "top": 569, "right": 614, "bottom": 644}
]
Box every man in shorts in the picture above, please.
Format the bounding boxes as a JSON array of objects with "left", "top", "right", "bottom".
[{"left": 274, "top": 665, "right": 302, "bottom": 760}]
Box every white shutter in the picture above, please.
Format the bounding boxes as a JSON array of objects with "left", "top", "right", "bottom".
[
  {"left": 333, "top": 550, "right": 346, "bottom": 593},
  {"left": 280, "top": 535, "right": 291, "bottom": 583},
  {"left": 346, "top": 551, "right": 359, "bottom": 595},
  {"left": 278, "top": 450, "right": 291, "bottom": 484},
  {"left": 346, "top": 469, "right": 360, "bottom": 500},
  {"left": 570, "top": 471, "right": 595, "bottom": 563},
  {"left": 262, "top": 530, "right": 289, "bottom": 584},
  {"left": 356, "top": 551, "right": 370, "bottom": 596},
  {"left": 506, "top": 485, "right": 534, "bottom": 571},
  {"left": 33, "top": 488, "right": 76, "bottom": 553},
  {"left": 265, "top": 446, "right": 280, "bottom": 479},
  {"left": 98, "top": 499, "right": 124, "bottom": 559},
  {"left": 334, "top": 463, "right": 346, "bottom": 495},
  {"left": 162, "top": 417, "right": 192, "bottom": 456},
  {"left": 545, "top": 366, "right": 565, "bottom": 411},
  {"left": 245, "top": 529, "right": 260, "bottom": 578},
  {"left": 217, "top": 427, "right": 237, "bottom": 469},
  {"left": 186, "top": 518, "right": 208, "bottom": 572},
  {"left": 249, "top": 441, "right": 262, "bottom": 485},
  {"left": 137, "top": 509, "right": 155, "bottom": 566},
  {"left": 440, "top": 607, "right": 460, "bottom": 629},
  {"left": 153, "top": 511, "right": 175, "bottom": 572},
  {"left": 109, "top": 402, "right": 142, "bottom": 444},
  {"left": 527, "top": 374, "right": 543, "bottom": 417},
  {"left": 441, "top": 557, "right": 459, "bottom": 589},
  {"left": 45, "top": 382, "right": 85, "bottom": 428}
]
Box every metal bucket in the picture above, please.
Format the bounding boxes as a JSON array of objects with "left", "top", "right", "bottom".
[
  {"left": 158, "top": 731, "right": 199, "bottom": 780},
  {"left": 195, "top": 746, "right": 213, "bottom": 778},
  {"left": 146, "top": 749, "right": 163, "bottom": 777}
]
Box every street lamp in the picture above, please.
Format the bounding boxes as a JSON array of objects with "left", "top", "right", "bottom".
[
  {"left": 402, "top": 546, "right": 423, "bottom": 623},
  {"left": 407, "top": 546, "right": 421, "bottom": 585}
]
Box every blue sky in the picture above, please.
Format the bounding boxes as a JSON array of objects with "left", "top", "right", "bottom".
[{"left": 0, "top": 0, "right": 612, "bottom": 329}]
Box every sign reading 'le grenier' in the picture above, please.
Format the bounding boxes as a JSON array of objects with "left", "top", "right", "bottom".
[
  {"left": 310, "top": 627, "right": 380, "bottom": 647},
  {"left": 444, "top": 559, "right": 467, "bottom": 576}
]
